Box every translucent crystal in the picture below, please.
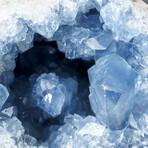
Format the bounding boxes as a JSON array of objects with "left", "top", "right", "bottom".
[
  {"left": 54, "top": 10, "right": 113, "bottom": 59},
  {"left": 128, "top": 76, "right": 148, "bottom": 146},
  {"left": 88, "top": 53, "right": 137, "bottom": 130},
  {"left": 49, "top": 114, "right": 123, "bottom": 148},
  {"left": 77, "top": 0, "right": 94, "bottom": 13},
  {"left": 59, "top": 0, "right": 78, "bottom": 25},
  {"left": 84, "top": 29, "right": 113, "bottom": 51},
  {"left": 0, "top": 46, "right": 16, "bottom": 90},
  {"left": 56, "top": 26, "right": 94, "bottom": 59},
  {"left": 133, "top": 34, "right": 148, "bottom": 57},
  {"left": 95, "top": 40, "right": 117, "bottom": 60},
  {"left": 17, "top": 29, "right": 34, "bottom": 53},
  {"left": 0, "top": 126, "right": 17, "bottom": 148},
  {"left": 0, "top": 84, "right": 9, "bottom": 110},
  {"left": 0, "top": 0, "right": 94, "bottom": 53},
  {"left": 1, "top": 106, "right": 18, "bottom": 118},
  {"left": 0, "top": 0, "right": 148, "bottom": 147},
  {"left": 0, "top": 113, "right": 48, "bottom": 147},
  {"left": 32, "top": 73, "right": 78, "bottom": 117},
  {"left": 95, "top": 37, "right": 148, "bottom": 74},
  {"left": 93, "top": 0, "right": 109, "bottom": 11},
  {"left": 0, "top": 71, "right": 14, "bottom": 86},
  {"left": 0, "top": 116, "right": 24, "bottom": 148},
  {"left": 135, "top": 75, "right": 148, "bottom": 107},
  {"left": 0, "top": 0, "right": 94, "bottom": 75},
  {"left": 100, "top": 0, "right": 144, "bottom": 42},
  {"left": 120, "top": 113, "right": 148, "bottom": 147}
]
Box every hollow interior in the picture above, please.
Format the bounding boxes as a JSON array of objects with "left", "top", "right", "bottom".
[{"left": 10, "top": 39, "right": 94, "bottom": 141}]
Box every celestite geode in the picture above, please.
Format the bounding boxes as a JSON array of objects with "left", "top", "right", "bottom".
[{"left": 0, "top": 0, "right": 148, "bottom": 147}]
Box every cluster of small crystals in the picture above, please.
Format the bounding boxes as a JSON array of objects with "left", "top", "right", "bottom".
[
  {"left": 0, "top": 108, "right": 48, "bottom": 148},
  {"left": 32, "top": 73, "right": 78, "bottom": 118},
  {"left": 0, "top": 0, "right": 148, "bottom": 147}
]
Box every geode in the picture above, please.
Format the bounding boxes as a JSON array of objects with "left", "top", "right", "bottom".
[{"left": 0, "top": 0, "right": 148, "bottom": 147}]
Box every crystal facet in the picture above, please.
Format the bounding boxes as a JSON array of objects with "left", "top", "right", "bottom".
[
  {"left": 0, "top": 84, "right": 9, "bottom": 110},
  {"left": 32, "top": 73, "right": 78, "bottom": 117},
  {"left": 0, "top": 0, "right": 148, "bottom": 147},
  {"left": 88, "top": 53, "right": 138, "bottom": 129}
]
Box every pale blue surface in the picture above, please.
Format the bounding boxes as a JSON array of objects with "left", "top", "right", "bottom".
[
  {"left": 0, "top": 0, "right": 148, "bottom": 147},
  {"left": 0, "top": 114, "right": 46, "bottom": 147},
  {"left": 54, "top": 10, "right": 114, "bottom": 59},
  {"left": 49, "top": 114, "right": 123, "bottom": 148},
  {"left": 88, "top": 53, "right": 138, "bottom": 130},
  {"left": 32, "top": 73, "right": 78, "bottom": 117},
  {"left": 0, "top": 84, "right": 9, "bottom": 110},
  {"left": 100, "top": 0, "right": 143, "bottom": 42}
]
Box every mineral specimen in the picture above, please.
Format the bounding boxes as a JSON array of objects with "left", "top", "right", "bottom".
[
  {"left": 100, "top": 0, "right": 148, "bottom": 42},
  {"left": 48, "top": 114, "right": 123, "bottom": 148},
  {"left": 88, "top": 53, "right": 138, "bottom": 130},
  {"left": 32, "top": 73, "right": 78, "bottom": 117},
  {"left": 0, "top": 0, "right": 148, "bottom": 147},
  {"left": 0, "top": 114, "right": 48, "bottom": 147},
  {"left": 53, "top": 10, "right": 113, "bottom": 59}
]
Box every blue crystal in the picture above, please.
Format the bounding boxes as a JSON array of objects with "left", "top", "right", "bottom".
[
  {"left": 32, "top": 73, "right": 78, "bottom": 117},
  {"left": 95, "top": 40, "right": 117, "bottom": 60},
  {"left": 133, "top": 34, "right": 148, "bottom": 57},
  {"left": 0, "top": 116, "right": 24, "bottom": 147},
  {"left": 93, "top": 0, "right": 109, "bottom": 11},
  {"left": 53, "top": 10, "right": 107, "bottom": 59},
  {"left": 0, "top": 84, "right": 9, "bottom": 110},
  {"left": 55, "top": 26, "right": 113, "bottom": 60},
  {"left": 1, "top": 106, "right": 18, "bottom": 118},
  {"left": 100, "top": 0, "right": 144, "bottom": 42},
  {"left": 0, "top": 0, "right": 147, "bottom": 147},
  {"left": 49, "top": 114, "right": 123, "bottom": 147},
  {"left": 84, "top": 29, "right": 113, "bottom": 51},
  {"left": 88, "top": 53, "right": 138, "bottom": 130},
  {"left": 56, "top": 26, "right": 94, "bottom": 59}
]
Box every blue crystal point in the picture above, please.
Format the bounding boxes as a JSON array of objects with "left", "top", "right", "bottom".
[
  {"left": 88, "top": 53, "right": 138, "bottom": 130},
  {"left": 32, "top": 73, "right": 77, "bottom": 117}
]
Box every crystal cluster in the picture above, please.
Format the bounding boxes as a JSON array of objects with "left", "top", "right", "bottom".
[
  {"left": 0, "top": 114, "right": 48, "bottom": 147},
  {"left": 88, "top": 53, "right": 138, "bottom": 130},
  {"left": 100, "top": 0, "right": 143, "bottom": 42},
  {"left": 48, "top": 114, "right": 123, "bottom": 148},
  {"left": 32, "top": 73, "right": 78, "bottom": 117},
  {"left": 52, "top": 10, "right": 113, "bottom": 59},
  {"left": 0, "top": 0, "right": 148, "bottom": 147}
]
